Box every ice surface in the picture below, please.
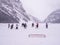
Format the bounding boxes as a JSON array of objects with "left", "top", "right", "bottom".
[{"left": 0, "top": 23, "right": 60, "bottom": 45}]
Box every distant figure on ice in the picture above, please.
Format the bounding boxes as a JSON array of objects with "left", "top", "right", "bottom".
[
  {"left": 36, "top": 23, "right": 39, "bottom": 28},
  {"left": 32, "top": 23, "right": 34, "bottom": 27},
  {"left": 16, "top": 24, "right": 18, "bottom": 29},
  {"left": 11, "top": 24, "right": 13, "bottom": 29},
  {"left": 46, "top": 23, "right": 48, "bottom": 29},
  {"left": 8, "top": 23, "right": 10, "bottom": 28},
  {"left": 22, "top": 23, "right": 27, "bottom": 29}
]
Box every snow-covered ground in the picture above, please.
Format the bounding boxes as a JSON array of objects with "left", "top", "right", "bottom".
[{"left": 0, "top": 23, "right": 60, "bottom": 45}]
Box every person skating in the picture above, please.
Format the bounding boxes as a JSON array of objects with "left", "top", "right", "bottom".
[
  {"left": 32, "top": 23, "right": 34, "bottom": 27},
  {"left": 46, "top": 23, "right": 48, "bottom": 29},
  {"left": 16, "top": 24, "right": 18, "bottom": 29},
  {"left": 11, "top": 24, "right": 13, "bottom": 29},
  {"left": 8, "top": 23, "right": 10, "bottom": 28},
  {"left": 22, "top": 23, "right": 27, "bottom": 29},
  {"left": 36, "top": 23, "right": 39, "bottom": 28}
]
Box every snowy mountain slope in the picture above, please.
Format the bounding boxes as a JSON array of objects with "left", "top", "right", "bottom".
[
  {"left": 0, "top": 0, "right": 41, "bottom": 23},
  {"left": 0, "top": 0, "right": 29, "bottom": 23},
  {"left": 44, "top": 9, "right": 60, "bottom": 23},
  {"left": 28, "top": 15, "right": 41, "bottom": 23},
  {"left": 0, "top": 9, "right": 19, "bottom": 23}
]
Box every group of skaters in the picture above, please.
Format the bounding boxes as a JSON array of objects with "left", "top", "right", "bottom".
[
  {"left": 8, "top": 24, "right": 18, "bottom": 29},
  {"left": 8, "top": 23, "right": 48, "bottom": 29}
]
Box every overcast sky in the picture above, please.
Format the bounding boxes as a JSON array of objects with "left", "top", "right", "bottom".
[{"left": 20, "top": 0, "right": 60, "bottom": 21}]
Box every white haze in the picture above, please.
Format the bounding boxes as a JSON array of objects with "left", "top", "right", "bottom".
[{"left": 20, "top": 0, "right": 60, "bottom": 21}]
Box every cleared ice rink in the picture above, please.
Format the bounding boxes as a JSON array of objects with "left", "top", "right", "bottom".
[{"left": 0, "top": 23, "right": 60, "bottom": 45}]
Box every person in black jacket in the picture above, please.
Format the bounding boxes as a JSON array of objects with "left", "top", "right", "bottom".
[
  {"left": 36, "top": 23, "right": 39, "bottom": 28},
  {"left": 46, "top": 23, "right": 48, "bottom": 29},
  {"left": 22, "top": 23, "right": 27, "bottom": 29},
  {"left": 11, "top": 24, "right": 13, "bottom": 29},
  {"left": 32, "top": 23, "right": 34, "bottom": 27}
]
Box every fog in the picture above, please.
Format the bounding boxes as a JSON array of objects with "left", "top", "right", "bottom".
[{"left": 20, "top": 0, "right": 60, "bottom": 21}]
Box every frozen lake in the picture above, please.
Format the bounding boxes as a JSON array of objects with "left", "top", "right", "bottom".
[{"left": 0, "top": 23, "right": 60, "bottom": 45}]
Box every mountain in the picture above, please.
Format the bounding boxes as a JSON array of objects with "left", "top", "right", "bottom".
[
  {"left": 44, "top": 9, "right": 60, "bottom": 23},
  {"left": 0, "top": 0, "right": 29, "bottom": 23},
  {"left": 28, "top": 15, "right": 41, "bottom": 23},
  {"left": 0, "top": 0, "right": 41, "bottom": 23}
]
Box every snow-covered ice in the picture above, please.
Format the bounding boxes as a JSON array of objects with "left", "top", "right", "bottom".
[{"left": 0, "top": 23, "right": 60, "bottom": 45}]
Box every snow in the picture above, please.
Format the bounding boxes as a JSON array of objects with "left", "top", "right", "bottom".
[{"left": 0, "top": 23, "right": 60, "bottom": 45}]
